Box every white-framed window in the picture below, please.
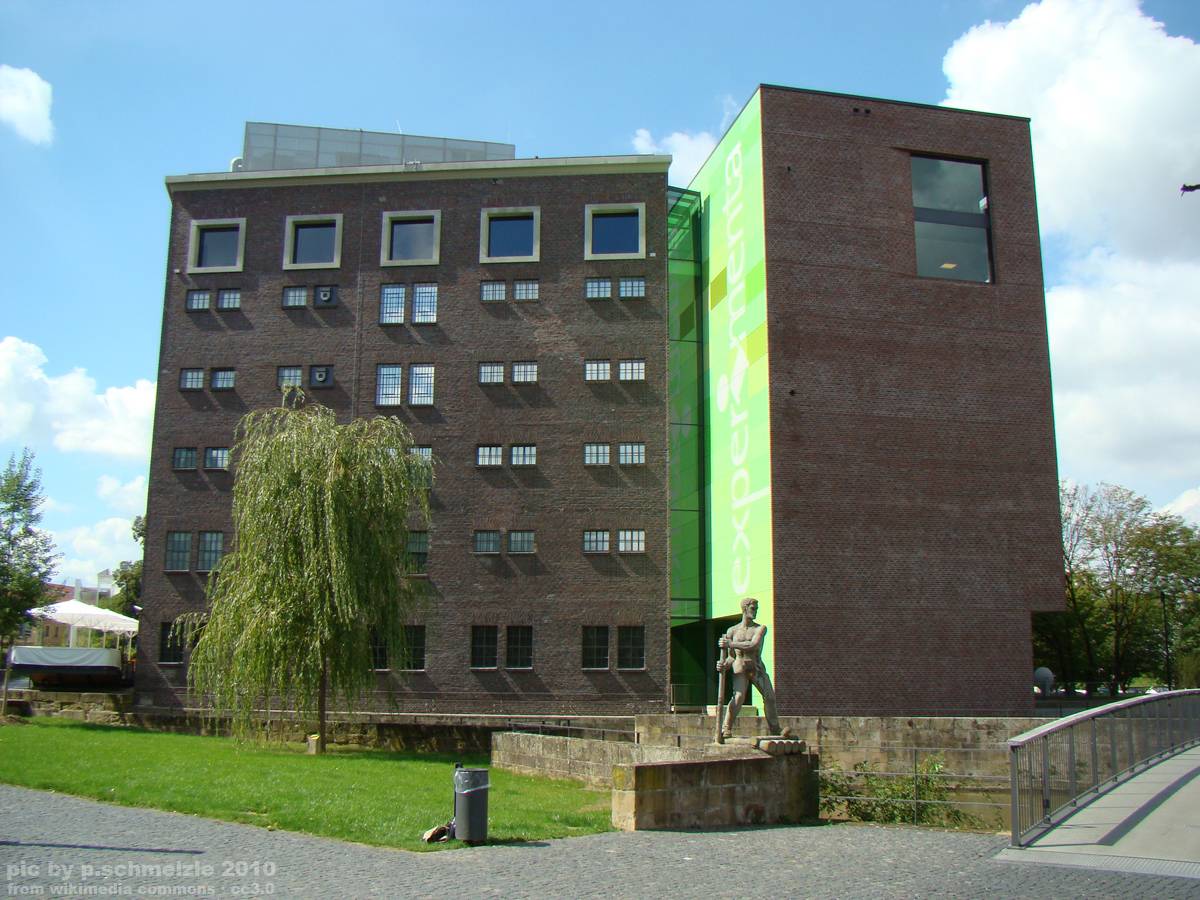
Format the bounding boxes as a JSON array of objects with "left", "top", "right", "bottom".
[
  {"left": 619, "top": 277, "right": 646, "bottom": 299},
  {"left": 185, "top": 290, "right": 211, "bottom": 311},
  {"left": 179, "top": 368, "right": 204, "bottom": 390},
  {"left": 473, "top": 530, "right": 501, "bottom": 554},
  {"left": 583, "top": 530, "right": 609, "bottom": 553},
  {"left": 585, "top": 278, "right": 611, "bottom": 299},
  {"left": 204, "top": 447, "right": 230, "bottom": 470},
  {"left": 618, "top": 359, "right": 646, "bottom": 382},
  {"left": 584, "top": 359, "right": 611, "bottom": 382},
  {"left": 510, "top": 444, "right": 537, "bottom": 466},
  {"left": 277, "top": 366, "right": 302, "bottom": 389},
  {"left": 618, "top": 529, "right": 645, "bottom": 553},
  {"left": 508, "top": 530, "right": 536, "bottom": 554},
  {"left": 511, "top": 361, "right": 538, "bottom": 384},
  {"left": 480, "top": 281, "right": 506, "bottom": 302},
  {"left": 583, "top": 443, "right": 610, "bottom": 465},
  {"left": 618, "top": 442, "right": 645, "bottom": 465},
  {"left": 584, "top": 202, "right": 646, "bottom": 261},
  {"left": 380, "top": 284, "right": 406, "bottom": 324},
  {"left": 197, "top": 531, "right": 225, "bottom": 572},
  {"left": 409, "top": 364, "right": 435, "bottom": 405},
  {"left": 376, "top": 365, "right": 404, "bottom": 406},
  {"left": 380, "top": 210, "right": 441, "bottom": 266},
  {"left": 412, "top": 283, "right": 438, "bottom": 324},
  {"left": 283, "top": 213, "right": 343, "bottom": 270},
  {"left": 187, "top": 218, "right": 246, "bottom": 274},
  {"left": 216, "top": 289, "right": 241, "bottom": 310},
  {"left": 480, "top": 207, "right": 541, "bottom": 263},
  {"left": 476, "top": 445, "right": 503, "bottom": 467},
  {"left": 211, "top": 368, "right": 236, "bottom": 390},
  {"left": 478, "top": 362, "right": 505, "bottom": 384},
  {"left": 513, "top": 279, "right": 539, "bottom": 301},
  {"left": 282, "top": 286, "right": 307, "bottom": 308}
]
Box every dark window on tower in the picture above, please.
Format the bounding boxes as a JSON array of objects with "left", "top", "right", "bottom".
[
  {"left": 911, "top": 156, "right": 992, "bottom": 283},
  {"left": 506, "top": 625, "right": 533, "bottom": 669},
  {"left": 582, "top": 625, "right": 609, "bottom": 669},
  {"left": 471, "top": 625, "right": 498, "bottom": 669}
]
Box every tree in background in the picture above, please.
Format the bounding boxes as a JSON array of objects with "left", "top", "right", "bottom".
[
  {"left": 108, "top": 516, "right": 145, "bottom": 618},
  {"left": 181, "top": 394, "right": 431, "bottom": 752}
]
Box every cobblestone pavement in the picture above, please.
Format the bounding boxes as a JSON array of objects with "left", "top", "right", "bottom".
[{"left": 2, "top": 785, "right": 1197, "bottom": 898}]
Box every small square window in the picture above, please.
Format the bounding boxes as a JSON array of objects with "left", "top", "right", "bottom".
[
  {"left": 284, "top": 214, "right": 343, "bottom": 270},
  {"left": 400, "top": 625, "right": 426, "bottom": 671},
  {"left": 618, "top": 442, "right": 645, "bottom": 465},
  {"left": 277, "top": 366, "right": 302, "bottom": 390},
  {"left": 478, "top": 362, "right": 505, "bottom": 385},
  {"left": 618, "top": 359, "right": 645, "bottom": 382},
  {"left": 179, "top": 369, "right": 204, "bottom": 390},
  {"left": 480, "top": 281, "right": 506, "bottom": 303},
  {"left": 513, "top": 280, "right": 539, "bottom": 301},
  {"left": 476, "top": 445, "right": 503, "bottom": 467},
  {"left": 585, "top": 278, "right": 612, "bottom": 299},
  {"left": 380, "top": 210, "right": 440, "bottom": 266},
  {"left": 582, "top": 625, "right": 609, "bottom": 669},
  {"left": 618, "top": 529, "right": 645, "bottom": 553},
  {"left": 172, "top": 447, "right": 197, "bottom": 470},
  {"left": 406, "top": 530, "right": 429, "bottom": 574},
  {"left": 376, "top": 365, "right": 404, "bottom": 406},
  {"left": 185, "top": 290, "right": 211, "bottom": 311},
  {"left": 211, "top": 368, "right": 236, "bottom": 390},
  {"left": 164, "top": 531, "right": 191, "bottom": 571},
  {"left": 412, "top": 283, "right": 438, "bottom": 324},
  {"left": 216, "top": 289, "right": 241, "bottom": 310},
  {"left": 197, "top": 531, "right": 224, "bottom": 572},
  {"left": 480, "top": 207, "right": 541, "bottom": 263},
  {"left": 585, "top": 203, "right": 646, "bottom": 260},
  {"left": 187, "top": 218, "right": 245, "bottom": 274},
  {"left": 583, "top": 530, "right": 610, "bottom": 553},
  {"left": 409, "top": 364, "right": 435, "bottom": 405},
  {"left": 380, "top": 284, "right": 406, "bottom": 324},
  {"left": 204, "top": 447, "right": 230, "bottom": 470},
  {"left": 584, "top": 359, "right": 611, "bottom": 382},
  {"left": 618, "top": 625, "right": 645, "bottom": 670},
  {"left": 506, "top": 625, "right": 533, "bottom": 669},
  {"left": 471, "top": 625, "right": 499, "bottom": 669},
  {"left": 282, "top": 286, "right": 307, "bottom": 308},
  {"left": 508, "top": 530, "right": 535, "bottom": 554},
  {"left": 473, "top": 530, "right": 501, "bottom": 554},
  {"left": 510, "top": 445, "right": 537, "bottom": 466},
  {"left": 511, "top": 361, "right": 538, "bottom": 384},
  {"left": 619, "top": 277, "right": 646, "bottom": 299},
  {"left": 583, "top": 443, "right": 610, "bottom": 465}
]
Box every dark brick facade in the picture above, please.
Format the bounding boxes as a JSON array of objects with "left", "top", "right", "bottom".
[{"left": 139, "top": 159, "right": 672, "bottom": 714}]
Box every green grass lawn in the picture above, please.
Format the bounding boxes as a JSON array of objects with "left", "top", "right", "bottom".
[{"left": 0, "top": 719, "right": 611, "bottom": 851}]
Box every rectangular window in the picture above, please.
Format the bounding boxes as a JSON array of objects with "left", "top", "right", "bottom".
[
  {"left": 471, "top": 625, "right": 499, "bottom": 669},
  {"left": 376, "top": 365, "right": 404, "bottom": 406},
  {"left": 584, "top": 203, "right": 646, "bottom": 260},
  {"left": 197, "top": 531, "right": 224, "bottom": 572},
  {"left": 216, "top": 289, "right": 241, "bottom": 310},
  {"left": 379, "top": 284, "right": 406, "bottom": 324},
  {"left": 618, "top": 529, "right": 645, "bottom": 553},
  {"left": 406, "top": 530, "right": 429, "bottom": 574},
  {"left": 618, "top": 359, "right": 645, "bottom": 382},
  {"left": 507, "top": 530, "right": 535, "bottom": 554},
  {"left": 618, "top": 277, "right": 646, "bottom": 299},
  {"left": 277, "top": 366, "right": 302, "bottom": 389},
  {"left": 164, "top": 532, "right": 191, "bottom": 571},
  {"left": 583, "top": 443, "right": 610, "bottom": 465},
  {"left": 511, "top": 361, "right": 538, "bottom": 384},
  {"left": 584, "top": 359, "right": 610, "bottom": 382},
  {"left": 510, "top": 444, "right": 537, "bottom": 466},
  {"left": 204, "top": 447, "right": 230, "bottom": 470},
  {"left": 506, "top": 625, "right": 533, "bottom": 669},
  {"left": 585, "top": 277, "right": 612, "bottom": 299},
  {"left": 476, "top": 445, "right": 502, "bottom": 467},
  {"left": 911, "top": 156, "right": 992, "bottom": 283},
  {"left": 480, "top": 207, "right": 540, "bottom": 262},
  {"left": 185, "top": 290, "right": 211, "bottom": 311},
  {"left": 159, "top": 621, "right": 184, "bottom": 664},
  {"left": 284, "top": 214, "right": 343, "bottom": 269},
  {"left": 582, "top": 625, "right": 609, "bottom": 670},
  {"left": 400, "top": 624, "right": 426, "bottom": 671},
  {"left": 409, "top": 364, "right": 434, "bottom": 405},
  {"left": 172, "top": 447, "right": 197, "bottom": 470},
  {"left": 478, "top": 362, "right": 505, "bottom": 384},
  {"left": 412, "top": 283, "right": 438, "bottom": 323},
  {"left": 210, "top": 368, "right": 236, "bottom": 390},
  {"left": 513, "top": 279, "right": 539, "bottom": 301},
  {"left": 618, "top": 442, "right": 645, "bottom": 465},
  {"left": 582, "top": 530, "right": 609, "bottom": 553},
  {"left": 381, "top": 210, "right": 440, "bottom": 266},
  {"left": 473, "top": 530, "right": 501, "bottom": 554},
  {"left": 411, "top": 446, "right": 433, "bottom": 488},
  {"left": 370, "top": 629, "right": 389, "bottom": 671},
  {"left": 617, "top": 626, "right": 646, "bottom": 670},
  {"left": 282, "top": 286, "right": 307, "bottom": 308},
  {"left": 480, "top": 281, "right": 506, "bottom": 302},
  {"left": 187, "top": 218, "right": 245, "bottom": 274},
  {"left": 179, "top": 369, "right": 204, "bottom": 391}
]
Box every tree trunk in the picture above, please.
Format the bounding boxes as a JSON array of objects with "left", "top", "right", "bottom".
[
  {"left": 1, "top": 637, "right": 12, "bottom": 716},
  {"left": 317, "top": 656, "right": 328, "bottom": 754}
]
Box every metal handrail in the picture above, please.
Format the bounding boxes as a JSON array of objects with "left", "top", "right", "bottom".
[{"left": 1008, "top": 689, "right": 1200, "bottom": 846}]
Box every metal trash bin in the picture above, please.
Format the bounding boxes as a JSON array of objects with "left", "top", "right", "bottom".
[{"left": 453, "top": 767, "right": 489, "bottom": 844}]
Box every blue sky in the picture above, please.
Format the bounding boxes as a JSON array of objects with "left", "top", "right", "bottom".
[{"left": 1, "top": 0, "right": 1198, "bottom": 582}]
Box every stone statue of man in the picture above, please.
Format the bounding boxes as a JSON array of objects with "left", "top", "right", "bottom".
[{"left": 717, "top": 596, "right": 782, "bottom": 737}]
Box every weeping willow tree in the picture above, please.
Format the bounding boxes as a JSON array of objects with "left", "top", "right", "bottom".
[{"left": 182, "top": 393, "right": 431, "bottom": 752}]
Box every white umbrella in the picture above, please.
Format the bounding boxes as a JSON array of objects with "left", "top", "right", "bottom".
[{"left": 28, "top": 599, "right": 139, "bottom": 646}]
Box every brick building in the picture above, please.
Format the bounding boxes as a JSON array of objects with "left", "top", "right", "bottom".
[{"left": 138, "top": 86, "right": 1061, "bottom": 716}]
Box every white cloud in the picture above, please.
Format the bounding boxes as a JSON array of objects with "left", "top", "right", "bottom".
[
  {"left": 51, "top": 516, "right": 142, "bottom": 583},
  {"left": 97, "top": 474, "right": 147, "bottom": 516},
  {"left": 632, "top": 127, "right": 718, "bottom": 187},
  {"left": 0, "top": 336, "right": 156, "bottom": 460},
  {"left": 1162, "top": 487, "right": 1200, "bottom": 525},
  {"left": 0, "top": 65, "right": 53, "bottom": 145}
]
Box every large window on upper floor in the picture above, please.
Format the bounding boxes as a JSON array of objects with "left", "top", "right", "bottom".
[
  {"left": 911, "top": 156, "right": 992, "bottom": 284},
  {"left": 187, "top": 218, "right": 246, "bottom": 274},
  {"left": 584, "top": 202, "right": 646, "bottom": 260},
  {"left": 380, "top": 210, "right": 441, "bottom": 266},
  {"left": 283, "top": 214, "right": 343, "bottom": 270},
  {"left": 480, "top": 207, "right": 540, "bottom": 263}
]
